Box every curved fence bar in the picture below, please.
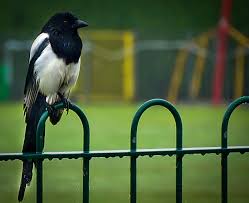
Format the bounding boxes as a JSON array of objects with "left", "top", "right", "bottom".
[
  {"left": 130, "top": 99, "right": 183, "bottom": 203},
  {"left": 36, "top": 102, "right": 90, "bottom": 203},
  {"left": 221, "top": 96, "right": 249, "bottom": 203}
]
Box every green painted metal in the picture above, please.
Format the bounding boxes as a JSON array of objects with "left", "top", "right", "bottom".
[
  {"left": 0, "top": 146, "right": 248, "bottom": 161},
  {"left": 36, "top": 102, "right": 90, "bottom": 203},
  {"left": 0, "top": 96, "right": 249, "bottom": 203},
  {"left": 221, "top": 96, "right": 249, "bottom": 203},
  {"left": 130, "top": 99, "right": 183, "bottom": 203}
]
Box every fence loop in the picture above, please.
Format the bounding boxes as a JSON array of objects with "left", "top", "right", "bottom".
[
  {"left": 130, "top": 98, "right": 183, "bottom": 150},
  {"left": 222, "top": 96, "right": 249, "bottom": 147},
  {"left": 36, "top": 102, "right": 90, "bottom": 152},
  {"left": 221, "top": 96, "right": 249, "bottom": 203},
  {"left": 36, "top": 101, "right": 90, "bottom": 203},
  {"left": 130, "top": 98, "right": 183, "bottom": 203}
]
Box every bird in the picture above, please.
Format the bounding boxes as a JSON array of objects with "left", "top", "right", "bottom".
[{"left": 18, "top": 12, "right": 88, "bottom": 201}]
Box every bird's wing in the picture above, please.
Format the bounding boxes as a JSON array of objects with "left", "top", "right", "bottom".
[{"left": 24, "top": 33, "right": 50, "bottom": 114}]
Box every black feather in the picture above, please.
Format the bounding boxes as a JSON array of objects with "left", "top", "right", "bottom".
[
  {"left": 41, "top": 12, "right": 82, "bottom": 64},
  {"left": 23, "top": 38, "right": 49, "bottom": 114},
  {"left": 49, "top": 32, "right": 82, "bottom": 64},
  {"left": 24, "top": 37, "right": 49, "bottom": 95},
  {"left": 19, "top": 93, "right": 46, "bottom": 202}
]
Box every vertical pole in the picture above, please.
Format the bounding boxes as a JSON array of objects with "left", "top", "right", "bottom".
[
  {"left": 130, "top": 99, "right": 183, "bottom": 203},
  {"left": 83, "top": 136, "right": 90, "bottom": 203},
  {"left": 36, "top": 114, "right": 48, "bottom": 203},
  {"left": 221, "top": 98, "right": 231, "bottom": 203},
  {"left": 212, "top": 0, "right": 232, "bottom": 104},
  {"left": 76, "top": 102, "right": 90, "bottom": 203},
  {"left": 189, "top": 34, "right": 209, "bottom": 99},
  {"left": 221, "top": 137, "right": 228, "bottom": 203},
  {"left": 130, "top": 120, "right": 137, "bottom": 203},
  {"left": 234, "top": 46, "right": 245, "bottom": 99},
  {"left": 36, "top": 156, "right": 43, "bottom": 203},
  {"left": 220, "top": 96, "right": 249, "bottom": 203},
  {"left": 36, "top": 103, "right": 90, "bottom": 203},
  {"left": 176, "top": 108, "right": 183, "bottom": 203},
  {"left": 83, "top": 158, "right": 90, "bottom": 203},
  {"left": 167, "top": 49, "right": 188, "bottom": 103},
  {"left": 123, "top": 31, "right": 135, "bottom": 102}
]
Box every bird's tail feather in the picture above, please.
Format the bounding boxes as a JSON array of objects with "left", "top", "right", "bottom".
[
  {"left": 18, "top": 93, "right": 64, "bottom": 201},
  {"left": 18, "top": 93, "right": 46, "bottom": 202},
  {"left": 18, "top": 160, "right": 33, "bottom": 201}
]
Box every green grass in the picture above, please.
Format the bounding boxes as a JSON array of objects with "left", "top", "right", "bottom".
[{"left": 0, "top": 102, "right": 249, "bottom": 203}]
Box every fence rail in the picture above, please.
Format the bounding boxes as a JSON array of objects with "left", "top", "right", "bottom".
[{"left": 0, "top": 96, "right": 249, "bottom": 203}]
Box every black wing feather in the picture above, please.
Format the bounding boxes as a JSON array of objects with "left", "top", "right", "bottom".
[
  {"left": 24, "top": 38, "right": 49, "bottom": 94},
  {"left": 24, "top": 38, "right": 49, "bottom": 114}
]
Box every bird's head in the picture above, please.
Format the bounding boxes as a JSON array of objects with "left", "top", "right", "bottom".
[{"left": 42, "top": 12, "right": 88, "bottom": 34}]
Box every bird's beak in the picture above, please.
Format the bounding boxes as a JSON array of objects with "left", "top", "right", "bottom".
[{"left": 74, "top": 19, "right": 88, "bottom": 29}]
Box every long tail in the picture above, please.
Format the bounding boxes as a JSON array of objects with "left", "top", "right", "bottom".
[
  {"left": 18, "top": 93, "right": 46, "bottom": 202},
  {"left": 18, "top": 93, "right": 64, "bottom": 201}
]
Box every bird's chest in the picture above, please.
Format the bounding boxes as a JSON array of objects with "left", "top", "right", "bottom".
[{"left": 36, "top": 46, "right": 78, "bottom": 95}]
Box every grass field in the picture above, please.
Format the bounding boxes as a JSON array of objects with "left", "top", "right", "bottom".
[{"left": 0, "top": 101, "right": 249, "bottom": 203}]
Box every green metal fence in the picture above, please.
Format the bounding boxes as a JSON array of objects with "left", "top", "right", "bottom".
[{"left": 0, "top": 96, "right": 249, "bottom": 203}]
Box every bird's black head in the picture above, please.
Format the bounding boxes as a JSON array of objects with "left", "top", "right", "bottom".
[
  {"left": 41, "top": 12, "right": 88, "bottom": 64},
  {"left": 42, "top": 12, "right": 88, "bottom": 34}
]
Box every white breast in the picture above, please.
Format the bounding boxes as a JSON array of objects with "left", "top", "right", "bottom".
[
  {"left": 34, "top": 44, "right": 81, "bottom": 104},
  {"left": 34, "top": 44, "right": 65, "bottom": 95},
  {"left": 60, "top": 57, "right": 81, "bottom": 93}
]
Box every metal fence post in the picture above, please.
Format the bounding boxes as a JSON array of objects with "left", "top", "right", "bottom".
[
  {"left": 36, "top": 102, "right": 90, "bottom": 203},
  {"left": 130, "top": 99, "right": 183, "bottom": 203},
  {"left": 69, "top": 103, "right": 90, "bottom": 203},
  {"left": 221, "top": 96, "right": 249, "bottom": 203},
  {"left": 36, "top": 110, "right": 49, "bottom": 203}
]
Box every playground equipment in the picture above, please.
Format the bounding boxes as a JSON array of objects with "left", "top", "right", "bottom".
[{"left": 167, "top": 25, "right": 249, "bottom": 103}]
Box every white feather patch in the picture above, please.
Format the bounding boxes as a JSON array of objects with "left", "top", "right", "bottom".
[
  {"left": 29, "top": 33, "right": 49, "bottom": 62},
  {"left": 35, "top": 44, "right": 65, "bottom": 96},
  {"left": 59, "top": 57, "right": 81, "bottom": 95},
  {"left": 46, "top": 93, "right": 59, "bottom": 105},
  {"left": 34, "top": 44, "right": 81, "bottom": 105}
]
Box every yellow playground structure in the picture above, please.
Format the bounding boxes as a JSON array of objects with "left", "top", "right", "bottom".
[{"left": 167, "top": 25, "right": 249, "bottom": 103}]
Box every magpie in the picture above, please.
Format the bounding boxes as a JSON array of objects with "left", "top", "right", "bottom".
[{"left": 18, "top": 12, "right": 88, "bottom": 201}]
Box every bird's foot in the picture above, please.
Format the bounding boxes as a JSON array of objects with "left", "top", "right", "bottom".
[
  {"left": 58, "top": 93, "right": 71, "bottom": 114},
  {"left": 46, "top": 103, "right": 56, "bottom": 117}
]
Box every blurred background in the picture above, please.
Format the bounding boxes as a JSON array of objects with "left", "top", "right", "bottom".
[
  {"left": 0, "top": 0, "right": 249, "bottom": 104},
  {"left": 0, "top": 0, "right": 249, "bottom": 203}
]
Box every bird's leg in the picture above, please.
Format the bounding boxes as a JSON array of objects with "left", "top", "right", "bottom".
[
  {"left": 46, "top": 102, "right": 56, "bottom": 117},
  {"left": 58, "top": 92, "right": 70, "bottom": 114}
]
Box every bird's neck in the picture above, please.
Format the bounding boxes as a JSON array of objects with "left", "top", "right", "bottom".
[{"left": 49, "top": 31, "right": 82, "bottom": 65}]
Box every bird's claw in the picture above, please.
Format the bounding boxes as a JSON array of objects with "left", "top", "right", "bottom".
[
  {"left": 58, "top": 93, "right": 70, "bottom": 114},
  {"left": 46, "top": 103, "right": 56, "bottom": 117},
  {"left": 63, "top": 99, "right": 70, "bottom": 115}
]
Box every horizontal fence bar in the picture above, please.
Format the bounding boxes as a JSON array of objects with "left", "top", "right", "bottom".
[{"left": 1, "top": 146, "right": 248, "bottom": 161}]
